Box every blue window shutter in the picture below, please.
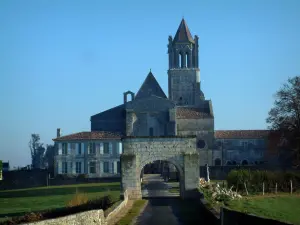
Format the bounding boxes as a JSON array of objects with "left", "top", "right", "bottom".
[{"left": 58, "top": 143, "right": 62, "bottom": 155}]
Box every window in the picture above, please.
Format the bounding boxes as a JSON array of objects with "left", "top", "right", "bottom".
[
  {"left": 104, "top": 143, "right": 109, "bottom": 154},
  {"left": 149, "top": 127, "right": 154, "bottom": 136},
  {"left": 70, "top": 143, "right": 76, "bottom": 151},
  {"left": 197, "top": 140, "right": 206, "bottom": 149},
  {"left": 241, "top": 160, "right": 248, "bottom": 165},
  {"left": 104, "top": 162, "right": 109, "bottom": 173},
  {"left": 185, "top": 53, "right": 188, "bottom": 67},
  {"left": 119, "top": 142, "right": 122, "bottom": 154},
  {"left": 62, "top": 143, "right": 68, "bottom": 155},
  {"left": 117, "top": 161, "right": 121, "bottom": 173},
  {"left": 89, "top": 161, "right": 96, "bottom": 174},
  {"left": 62, "top": 162, "right": 68, "bottom": 174},
  {"left": 76, "top": 162, "right": 82, "bottom": 173},
  {"left": 215, "top": 158, "right": 221, "bottom": 166},
  {"left": 112, "top": 162, "right": 114, "bottom": 173},
  {"left": 77, "top": 143, "right": 82, "bottom": 155},
  {"left": 88, "top": 143, "right": 95, "bottom": 154},
  {"left": 179, "top": 53, "right": 182, "bottom": 67}
]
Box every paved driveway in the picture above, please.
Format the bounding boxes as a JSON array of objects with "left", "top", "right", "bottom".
[
  {"left": 141, "top": 174, "right": 179, "bottom": 198},
  {"left": 136, "top": 174, "right": 218, "bottom": 225}
]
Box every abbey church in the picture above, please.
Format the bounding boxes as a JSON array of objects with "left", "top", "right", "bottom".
[{"left": 53, "top": 19, "right": 271, "bottom": 177}]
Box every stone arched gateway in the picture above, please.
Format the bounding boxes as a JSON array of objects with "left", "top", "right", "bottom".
[{"left": 120, "top": 136, "right": 200, "bottom": 200}]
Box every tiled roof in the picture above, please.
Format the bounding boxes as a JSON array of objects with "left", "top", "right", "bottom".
[
  {"left": 215, "top": 130, "right": 270, "bottom": 139},
  {"left": 173, "top": 19, "right": 195, "bottom": 44},
  {"left": 53, "top": 131, "right": 122, "bottom": 141},
  {"left": 176, "top": 107, "right": 213, "bottom": 119}
]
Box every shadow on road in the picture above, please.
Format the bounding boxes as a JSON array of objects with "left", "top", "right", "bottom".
[{"left": 135, "top": 197, "right": 218, "bottom": 225}]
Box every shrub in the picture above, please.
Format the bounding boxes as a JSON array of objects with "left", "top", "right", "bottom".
[
  {"left": 67, "top": 188, "right": 88, "bottom": 207},
  {"left": 227, "top": 169, "right": 300, "bottom": 194},
  {"left": 76, "top": 174, "right": 88, "bottom": 181}
]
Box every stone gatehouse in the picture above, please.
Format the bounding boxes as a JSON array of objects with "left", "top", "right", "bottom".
[{"left": 121, "top": 136, "right": 200, "bottom": 199}]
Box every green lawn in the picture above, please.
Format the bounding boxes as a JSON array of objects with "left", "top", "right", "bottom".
[
  {"left": 0, "top": 182, "right": 121, "bottom": 220},
  {"left": 227, "top": 195, "right": 300, "bottom": 225},
  {"left": 115, "top": 200, "right": 147, "bottom": 225}
]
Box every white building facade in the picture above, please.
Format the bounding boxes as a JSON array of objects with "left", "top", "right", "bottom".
[{"left": 53, "top": 130, "right": 123, "bottom": 178}]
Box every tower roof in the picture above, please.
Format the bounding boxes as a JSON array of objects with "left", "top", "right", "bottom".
[
  {"left": 173, "top": 19, "right": 194, "bottom": 44},
  {"left": 135, "top": 71, "right": 167, "bottom": 99}
]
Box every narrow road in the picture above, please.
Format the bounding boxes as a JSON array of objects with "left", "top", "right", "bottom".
[
  {"left": 141, "top": 174, "right": 179, "bottom": 197},
  {"left": 135, "top": 174, "right": 218, "bottom": 225}
]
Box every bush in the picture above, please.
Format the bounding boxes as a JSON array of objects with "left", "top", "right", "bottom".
[
  {"left": 76, "top": 174, "right": 88, "bottom": 181},
  {"left": 55, "top": 174, "right": 76, "bottom": 180},
  {"left": 227, "top": 169, "right": 300, "bottom": 194},
  {"left": 67, "top": 188, "right": 88, "bottom": 207}
]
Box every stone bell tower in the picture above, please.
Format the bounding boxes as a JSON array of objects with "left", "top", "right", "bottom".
[{"left": 168, "top": 19, "right": 204, "bottom": 106}]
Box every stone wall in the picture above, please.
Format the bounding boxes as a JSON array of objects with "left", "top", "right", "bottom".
[
  {"left": 121, "top": 136, "right": 200, "bottom": 199},
  {"left": 23, "top": 190, "right": 129, "bottom": 225}
]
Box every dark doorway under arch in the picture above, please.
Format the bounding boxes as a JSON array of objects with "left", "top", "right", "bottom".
[{"left": 140, "top": 160, "right": 181, "bottom": 198}]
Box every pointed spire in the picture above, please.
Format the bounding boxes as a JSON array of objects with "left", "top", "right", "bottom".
[{"left": 173, "top": 19, "right": 194, "bottom": 44}]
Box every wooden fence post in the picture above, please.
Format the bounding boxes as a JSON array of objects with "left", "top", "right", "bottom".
[
  {"left": 290, "top": 180, "right": 293, "bottom": 194},
  {"left": 263, "top": 182, "right": 265, "bottom": 195},
  {"left": 275, "top": 183, "right": 277, "bottom": 194},
  {"left": 244, "top": 182, "right": 249, "bottom": 196}
]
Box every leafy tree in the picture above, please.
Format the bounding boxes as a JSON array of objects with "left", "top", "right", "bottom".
[
  {"left": 28, "top": 134, "right": 45, "bottom": 169},
  {"left": 44, "top": 144, "right": 55, "bottom": 172},
  {"left": 266, "top": 76, "right": 300, "bottom": 168}
]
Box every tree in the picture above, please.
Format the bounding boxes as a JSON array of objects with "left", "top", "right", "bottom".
[
  {"left": 28, "top": 134, "right": 45, "bottom": 169},
  {"left": 266, "top": 76, "right": 300, "bottom": 168},
  {"left": 44, "top": 144, "right": 55, "bottom": 173}
]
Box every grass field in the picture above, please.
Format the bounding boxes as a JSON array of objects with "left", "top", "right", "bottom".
[
  {"left": 227, "top": 194, "right": 300, "bottom": 225},
  {"left": 115, "top": 200, "right": 147, "bottom": 225},
  {"left": 0, "top": 182, "right": 121, "bottom": 220},
  {"left": 200, "top": 180, "right": 300, "bottom": 224}
]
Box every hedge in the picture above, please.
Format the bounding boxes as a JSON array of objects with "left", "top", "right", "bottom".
[{"left": 227, "top": 169, "right": 300, "bottom": 193}]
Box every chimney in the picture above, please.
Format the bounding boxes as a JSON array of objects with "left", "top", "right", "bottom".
[{"left": 57, "top": 128, "right": 61, "bottom": 138}]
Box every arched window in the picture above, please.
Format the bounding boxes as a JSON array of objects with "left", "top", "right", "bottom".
[
  {"left": 226, "top": 161, "right": 232, "bottom": 165},
  {"left": 179, "top": 53, "right": 182, "bottom": 68},
  {"left": 149, "top": 127, "right": 154, "bottom": 136},
  {"left": 241, "top": 160, "right": 248, "bottom": 165},
  {"left": 185, "top": 53, "right": 188, "bottom": 68},
  {"left": 181, "top": 53, "right": 184, "bottom": 68},
  {"left": 197, "top": 140, "right": 206, "bottom": 149},
  {"left": 232, "top": 161, "right": 237, "bottom": 165},
  {"left": 215, "top": 158, "right": 221, "bottom": 166}
]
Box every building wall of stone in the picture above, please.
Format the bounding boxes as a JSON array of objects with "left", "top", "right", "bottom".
[
  {"left": 176, "top": 118, "right": 214, "bottom": 166},
  {"left": 125, "top": 97, "right": 176, "bottom": 137},
  {"left": 168, "top": 68, "right": 200, "bottom": 106},
  {"left": 213, "top": 138, "right": 267, "bottom": 166},
  {"left": 54, "top": 140, "right": 122, "bottom": 178},
  {"left": 121, "top": 137, "right": 199, "bottom": 199}
]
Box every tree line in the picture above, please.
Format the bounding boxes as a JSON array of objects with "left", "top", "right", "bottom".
[{"left": 28, "top": 134, "right": 55, "bottom": 171}]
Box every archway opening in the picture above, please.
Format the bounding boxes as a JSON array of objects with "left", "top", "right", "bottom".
[
  {"left": 140, "top": 160, "right": 181, "bottom": 198},
  {"left": 215, "top": 158, "right": 221, "bottom": 166}
]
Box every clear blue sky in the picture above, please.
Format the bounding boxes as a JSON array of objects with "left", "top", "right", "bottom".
[{"left": 0, "top": 0, "right": 299, "bottom": 167}]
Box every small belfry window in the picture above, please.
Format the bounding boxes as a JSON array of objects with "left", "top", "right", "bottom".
[{"left": 185, "top": 53, "right": 188, "bottom": 67}]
